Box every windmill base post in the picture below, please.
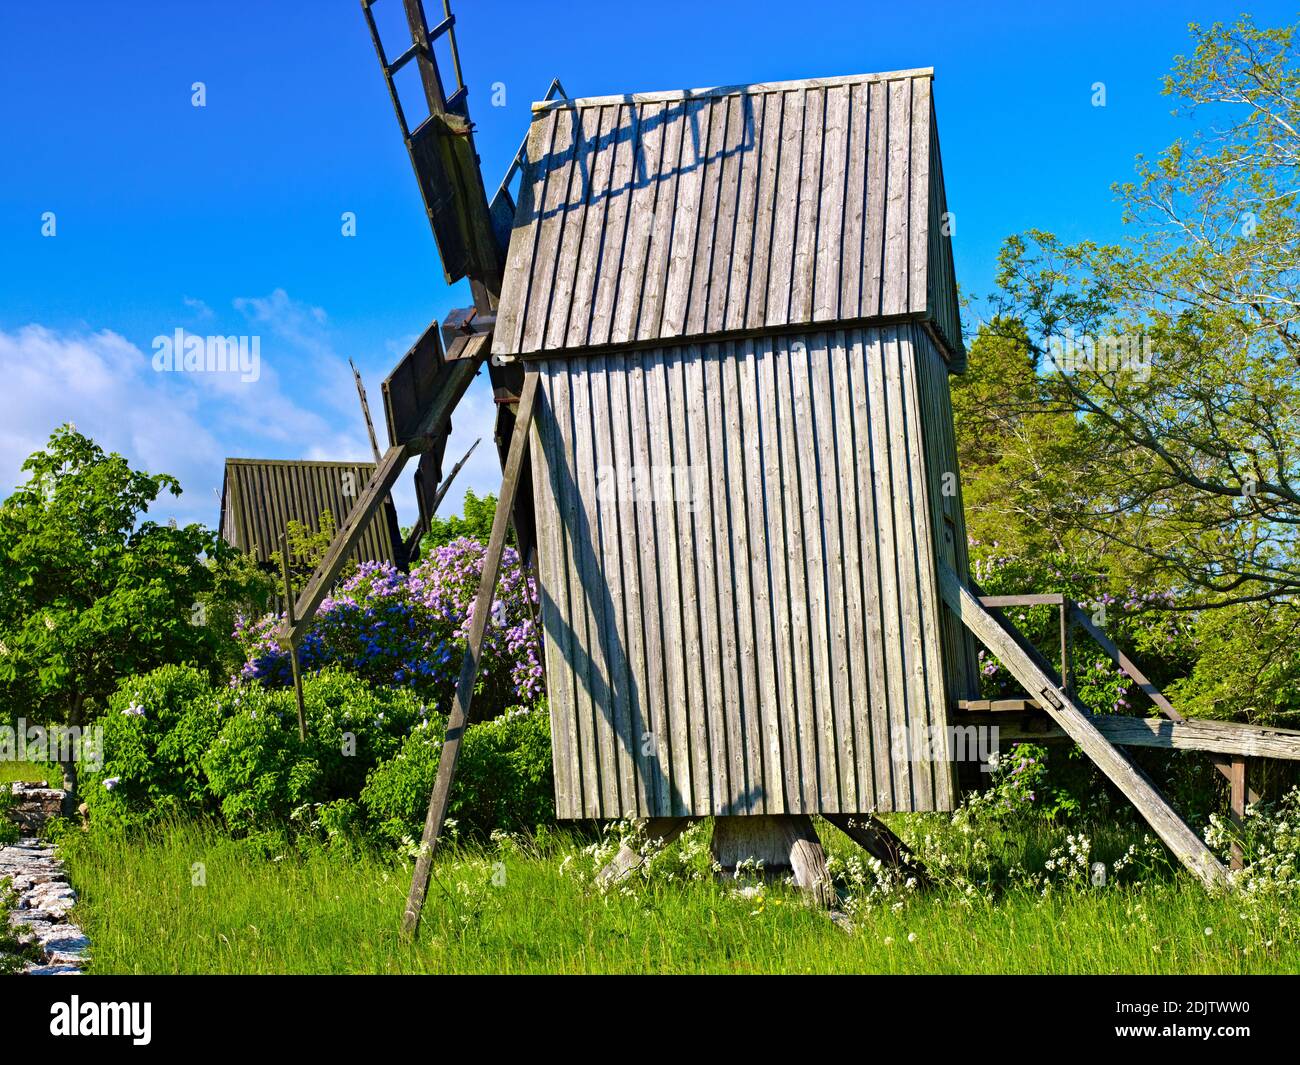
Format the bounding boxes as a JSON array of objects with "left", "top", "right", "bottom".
[{"left": 710, "top": 815, "right": 835, "bottom": 908}]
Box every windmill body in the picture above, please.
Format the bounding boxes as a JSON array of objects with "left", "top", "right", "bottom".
[{"left": 496, "top": 73, "right": 978, "bottom": 820}]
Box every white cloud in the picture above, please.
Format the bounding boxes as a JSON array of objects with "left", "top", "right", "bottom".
[
  {"left": 0, "top": 297, "right": 504, "bottom": 538},
  {"left": 0, "top": 325, "right": 223, "bottom": 525},
  {"left": 182, "top": 296, "right": 214, "bottom": 321}
]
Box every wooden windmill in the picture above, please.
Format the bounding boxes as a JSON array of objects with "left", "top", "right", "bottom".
[{"left": 281, "top": 0, "right": 1236, "bottom": 938}]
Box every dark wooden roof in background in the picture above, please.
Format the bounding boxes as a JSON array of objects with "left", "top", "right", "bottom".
[
  {"left": 219, "top": 458, "right": 401, "bottom": 567},
  {"left": 493, "top": 68, "right": 964, "bottom": 368}
]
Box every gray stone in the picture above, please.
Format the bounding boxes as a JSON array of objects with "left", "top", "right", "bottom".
[{"left": 0, "top": 833, "right": 91, "bottom": 975}]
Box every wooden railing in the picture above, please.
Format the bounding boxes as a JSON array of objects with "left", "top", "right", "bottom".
[{"left": 960, "top": 588, "right": 1300, "bottom": 868}]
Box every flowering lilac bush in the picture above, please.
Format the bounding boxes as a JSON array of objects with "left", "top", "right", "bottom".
[{"left": 235, "top": 539, "right": 544, "bottom": 721}]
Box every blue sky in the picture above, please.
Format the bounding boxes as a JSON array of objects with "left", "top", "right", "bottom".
[{"left": 0, "top": 0, "right": 1290, "bottom": 528}]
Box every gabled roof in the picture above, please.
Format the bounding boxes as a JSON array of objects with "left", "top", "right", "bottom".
[
  {"left": 219, "top": 458, "right": 401, "bottom": 567},
  {"left": 493, "top": 68, "right": 964, "bottom": 369}
]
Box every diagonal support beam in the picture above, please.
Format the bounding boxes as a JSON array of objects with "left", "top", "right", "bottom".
[
  {"left": 939, "top": 562, "right": 1229, "bottom": 891},
  {"left": 401, "top": 371, "right": 540, "bottom": 938},
  {"left": 277, "top": 355, "right": 480, "bottom": 650}
]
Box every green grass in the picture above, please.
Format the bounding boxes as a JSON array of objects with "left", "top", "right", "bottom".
[
  {"left": 0, "top": 761, "right": 55, "bottom": 785},
  {"left": 55, "top": 818, "right": 1300, "bottom": 974}
]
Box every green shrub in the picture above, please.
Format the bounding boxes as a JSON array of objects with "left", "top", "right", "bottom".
[
  {"left": 81, "top": 664, "right": 227, "bottom": 829},
  {"left": 362, "top": 706, "right": 554, "bottom": 844},
  {"left": 80, "top": 664, "right": 554, "bottom": 847},
  {"left": 201, "top": 669, "right": 424, "bottom": 833}
]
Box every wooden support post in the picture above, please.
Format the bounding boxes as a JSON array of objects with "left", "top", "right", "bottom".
[
  {"left": 403, "top": 437, "right": 479, "bottom": 564},
  {"left": 941, "top": 563, "right": 1229, "bottom": 891},
  {"left": 711, "top": 815, "right": 836, "bottom": 908},
  {"left": 279, "top": 352, "right": 478, "bottom": 649},
  {"left": 596, "top": 818, "right": 694, "bottom": 887},
  {"left": 277, "top": 534, "right": 308, "bottom": 742},
  {"left": 400, "top": 372, "right": 539, "bottom": 939},
  {"left": 823, "top": 814, "right": 930, "bottom": 886},
  {"left": 1059, "top": 599, "right": 1072, "bottom": 698},
  {"left": 1229, "top": 757, "right": 1247, "bottom": 872},
  {"left": 349, "top": 357, "right": 383, "bottom": 464}
]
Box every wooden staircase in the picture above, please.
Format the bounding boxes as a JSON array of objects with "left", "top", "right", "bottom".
[{"left": 939, "top": 563, "right": 1231, "bottom": 890}]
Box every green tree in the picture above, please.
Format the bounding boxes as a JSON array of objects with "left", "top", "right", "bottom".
[
  {"left": 419, "top": 488, "right": 504, "bottom": 550},
  {"left": 977, "top": 17, "right": 1300, "bottom": 728},
  {"left": 0, "top": 426, "right": 253, "bottom": 795},
  {"left": 989, "top": 16, "right": 1300, "bottom": 606}
]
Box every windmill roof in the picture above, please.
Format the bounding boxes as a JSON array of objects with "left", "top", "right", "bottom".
[{"left": 493, "top": 67, "right": 963, "bottom": 368}]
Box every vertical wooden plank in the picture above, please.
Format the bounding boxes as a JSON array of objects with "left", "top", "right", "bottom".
[
  {"left": 862, "top": 327, "right": 907, "bottom": 811},
  {"left": 661, "top": 99, "right": 712, "bottom": 339},
  {"left": 684, "top": 344, "right": 729, "bottom": 813},
  {"left": 790, "top": 332, "right": 838, "bottom": 812},
  {"left": 706, "top": 94, "right": 746, "bottom": 335},
  {"left": 496, "top": 113, "right": 554, "bottom": 354},
  {"left": 644, "top": 349, "right": 693, "bottom": 815},
  {"left": 839, "top": 82, "right": 868, "bottom": 321},
  {"left": 885, "top": 326, "right": 937, "bottom": 810},
  {"left": 667, "top": 346, "right": 714, "bottom": 811},
  {"left": 586, "top": 354, "right": 639, "bottom": 814},
  {"left": 907, "top": 77, "right": 932, "bottom": 316},
  {"left": 637, "top": 102, "right": 688, "bottom": 343},
  {"left": 588, "top": 107, "right": 638, "bottom": 349},
  {"left": 570, "top": 359, "right": 621, "bottom": 816},
  {"left": 745, "top": 93, "right": 783, "bottom": 331},
  {"left": 604, "top": 354, "right": 651, "bottom": 814},
  {"left": 765, "top": 91, "right": 805, "bottom": 327},
  {"left": 610, "top": 102, "right": 668, "bottom": 346},
  {"left": 626, "top": 349, "right": 673, "bottom": 814},
  {"left": 901, "top": 330, "right": 957, "bottom": 809},
  {"left": 735, "top": 339, "right": 781, "bottom": 814},
  {"left": 721, "top": 94, "right": 760, "bottom": 334},
  {"left": 547, "top": 363, "right": 601, "bottom": 816},
  {"left": 684, "top": 100, "right": 729, "bottom": 336},
  {"left": 530, "top": 363, "right": 579, "bottom": 817},
  {"left": 789, "top": 87, "right": 825, "bottom": 323},
  {"left": 1229, "top": 757, "right": 1247, "bottom": 870},
  {"left": 756, "top": 335, "right": 799, "bottom": 812},
  {"left": 774, "top": 334, "right": 818, "bottom": 811},
  {"left": 565, "top": 105, "right": 620, "bottom": 349},
  {"left": 814, "top": 85, "right": 850, "bottom": 323},
  {"left": 881, "top": 78, "right": 911, "bottom": 317},
  {"left": 702, "top": 343, "right": 747, "bottom": 813},
  {"left": 814, "top": 331, "right": 858, "bottom": 811},
  {"left": 862, "top": 81, "right": 888, "bottom": 319},
  {"left": 520, "top": 108, "right": 578, "bottom": 354},
  {"left": 546, "top": 106, "right": 601, "bottom": 350},
  {"left": 830, "top": 329, "right": 872, "bottom": 810}
]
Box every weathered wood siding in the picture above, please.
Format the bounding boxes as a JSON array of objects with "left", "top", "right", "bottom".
[
  {"left": 531, "top": 325, "right": 962, "bottom": 819},
  {"left": 495, "top": 70, "right": 963, "bottom": 365},
  {"left": 912, "top": 325, "right": 980, "bottom": 700},
  {"left": 924, "top": 120, "right": 964, "bottom": 369},
  {"left": 220, "top": 458, "right": 401, "bottom": 567}
]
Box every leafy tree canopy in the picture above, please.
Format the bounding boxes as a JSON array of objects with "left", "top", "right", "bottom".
[{"left": 0, "top": 426, "right": 259, "bottom": 765}]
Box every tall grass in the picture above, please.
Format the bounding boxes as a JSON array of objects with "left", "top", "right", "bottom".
[
  {"left": 54, "top": 818, "right": 1299, "bottom": 975},
  {"left": 0, "top": 761, "right": 54, "bottom": 786}
]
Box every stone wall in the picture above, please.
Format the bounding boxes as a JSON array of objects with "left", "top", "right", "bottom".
[
  {"left": 2, "top": 784, "right": 89, "bottom": 974},
  {"left": 6, "top": 782, "right": 66, "bottom": 835}
]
